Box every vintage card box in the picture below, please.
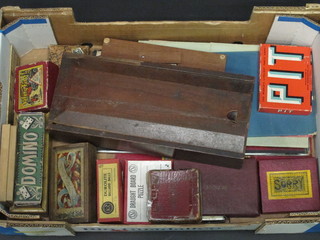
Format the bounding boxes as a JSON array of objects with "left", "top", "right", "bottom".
[
  {"left": 96, "top": 159, "right": 123, "bottom": 223},
  {"left": 50, "top": 143, "right": 97, "bottom": 223},
  {"left": 13, "top": 112, "right": 45, "bottom": 207},
  {"left": 101, "top": 38, "right": 226, "bottom": 71},
  {"left": 147, "top": 169, "right": 201, "bottom": 223},
  {"left": 259, "top": 157, "right": 320, "bottom": 213},
  {"left": 14, "top": 61, "right": 59, "bottom": 113},
  {"left": 124, "top": 160, "right": 172, "bottom": 224},
  {"left": 259, "top": 44, "right": 312, "bottom": 115},
  {"left": 174, "top": 158, "right": 260, "bottom": 216},
  {"left": 48, "top": 53, "right": 254, "bottom": 159}
]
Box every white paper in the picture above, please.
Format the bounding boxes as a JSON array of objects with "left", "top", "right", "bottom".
[{"left": 3, "top": 18, "right": 57, "bottom": 56}]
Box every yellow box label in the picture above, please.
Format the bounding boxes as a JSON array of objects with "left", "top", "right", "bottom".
[
  {"left": 18, "top": 65, "right": 44, "bottom": 109},
  {"left": 98, "top": 163, "right": 119, "bottom": 219},
  {"left": 267, "top": 170, "right": 312, "bottom": 200}
]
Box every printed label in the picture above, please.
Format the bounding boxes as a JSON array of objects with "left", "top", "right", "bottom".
[
  {"left": 55, "top": 148, "right": 84, "bottom": 219},
  {"left": 125, "top": 160, "right": 172, "bottom": 223},
  {"left": 267, "top": 170, "right": 313, "bottom": 200},
  {"left": 18, "top": 65, "right": 44, "bottom": 110},
  {"left": 259, "top": 44, "right": 312, "bottom": 114},
  {"left": 14, "top": 113, "right": 45, "bottom": 206},
  {"left": 98, "top": 163, "right": 119, "bottom": 219}
]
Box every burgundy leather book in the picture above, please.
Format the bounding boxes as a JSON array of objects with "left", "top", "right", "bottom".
[
  {"left": 147, "top": 169, "right": 201, "bottom": 223},
  {"left": 259, "top": 157, "right": 320, "bottom": 213},
  {"left": 173, "top": 158, "right": 260, "bottom": 216}
]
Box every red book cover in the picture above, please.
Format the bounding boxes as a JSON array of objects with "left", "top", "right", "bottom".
[
  {"left": 147, "top": 169, "right": 201, "bottom": 223},
  {"left": 15, "top": 61, "right": 59, "bottom": 112},
  {"left": 96, "top": 159, "right": 123, "bottom": 223},
  {"left": 123, "top": 160, "right": 172, "bottom": 224},
  {"left": 259, "top": 157, "right": 320, "bottom": 213},
  {"left": 259, "top": 44, "right": 312, "bottom": 115},
  {"left": 174, "top": 158, "right": 260, "bottom": 217}
]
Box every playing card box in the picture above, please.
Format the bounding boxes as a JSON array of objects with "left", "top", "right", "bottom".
[
  {"left": 124, "top": 160, "right": 172, "bottom": 224},
  {"left": 14, "top": 61, "right": 59, "bottom": 113},
  {"left": 96, "top": 159, "right": 123, "bottom": 223},
  {"left": 259, "top": 44, "right": 312, "bottom": 115},
  {"left": 49, "top": 143, "right": 97, "bottom": 223},
  {"left": 147, "top": 169, "right": 201, "bottom": 223},
  {"left": 13, "top": 112, "right": 45, "bottom": 207}
]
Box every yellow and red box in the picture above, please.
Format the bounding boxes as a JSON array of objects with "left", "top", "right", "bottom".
[
  {"left": 259, "top": 44, "right": 312, "bottom": 115},
  {"left": 96, "top": 159, "right": 123, "bottom": 223},
  {"left": 14, "top": 61, "right": 59, "bottom": 113}
]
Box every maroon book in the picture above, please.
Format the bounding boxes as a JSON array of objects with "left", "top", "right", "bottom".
[
  {"left": 174, "top": 158, "right": 260, "bottom": 217},
  {"left": 259, "top": 157, "right": 320, "bottom": 213},
  {"left": 147, "top": 169, "right": 201, "bottom": 223}
]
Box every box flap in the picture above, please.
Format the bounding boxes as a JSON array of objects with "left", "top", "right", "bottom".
[{"left": 1, "top": 18, "right": 56, "bottom": 56}]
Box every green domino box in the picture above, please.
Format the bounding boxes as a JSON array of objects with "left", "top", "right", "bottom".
[{"left": 14, "top": 112, "right": 45, "bottom": 206}]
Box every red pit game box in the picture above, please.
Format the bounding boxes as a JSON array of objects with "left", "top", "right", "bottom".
[
  {"left": 15, "top": 61, "right": 59, "bottom": 112},
  {"left": 259, "top": 44, "right": 312, "bottom": 115}
]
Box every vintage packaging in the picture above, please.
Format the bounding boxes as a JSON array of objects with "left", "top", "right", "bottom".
[
  {"left": 50, "top": 143, "right": 97, "bottom": 223},
  {"left": 174, "top": 158, "right": 260, "bottom": 217},
  {"left": 96, "top": 159, "right": 123, "bottom": 223},
  {"left": 147, "top": 169, "right": 201, "bottom": 223},
  {"left": 13, "top": 112, "right": 45, "bottom": 207},
  {"left": 124, "top": 160, "right": 172, "bottom": 224},
  {"left": 259, "top": 44, "right": 312, "bottom": 115},
  {"left": 259, "top": 157, "right": 320, "bottom": 213},
  {"left": 14, "top": 61, "right": 59, "bottom": 113},
  {"left": 48, "top": 45, "right": 90, "bottom": 66}
]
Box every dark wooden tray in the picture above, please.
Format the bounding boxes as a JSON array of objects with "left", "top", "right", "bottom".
[{"left": 48, "top": 53, "right": 254, "bottom": 159}]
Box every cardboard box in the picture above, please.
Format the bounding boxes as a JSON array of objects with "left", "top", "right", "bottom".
[
  {"left": 50, "top": 143, "right": 97, "bottom": 223},
  {"left": 96, "top": 159, "right": 123, "bottom": 223},
  {"left": 1, "top": 3, "right": 320, "bottom": 236},
  {"left": 259, "top": 44, "right": 312, "bottom": 115},
  {"left": 14, "top": 61, "right": 59, "bottom": 113}
]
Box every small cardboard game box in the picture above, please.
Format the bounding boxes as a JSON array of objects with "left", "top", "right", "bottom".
[
  {"left": 14, "top": 61, "right": 59, "bottom": 113},
  {"left": 259, "top": 44, "right": 312, "bottom": 115},
  {"left": 96, "top": 159, "right": 123, "bottom": 223}
]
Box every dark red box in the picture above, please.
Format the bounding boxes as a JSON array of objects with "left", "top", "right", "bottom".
[
  {"left": 147, "top": 169, "right": 201, "bottom": 223},
  {"left": 174, "top": 158, "right": 260, "bottom": 217},
  {"left": 15, "top": 61, "right": 59, "bottom": 112},
  {"left": 259, "top": 157, "right": 320, "bottom": 213}
]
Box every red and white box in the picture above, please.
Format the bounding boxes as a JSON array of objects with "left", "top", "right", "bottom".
[
  {"left": 124, "top": 160, "right": 172, "bottom": 224},
  {"left": 259, "top": 44, "right": 312, "bottom": 115}
]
